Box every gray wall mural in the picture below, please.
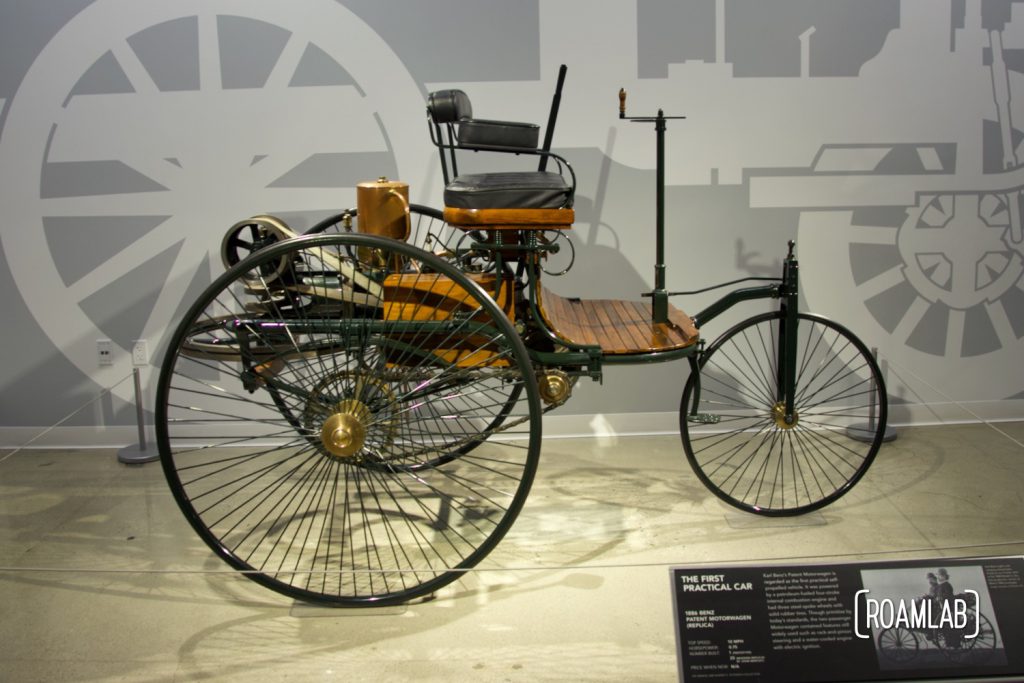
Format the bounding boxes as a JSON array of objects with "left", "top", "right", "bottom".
[{"left": 0, "top": 0, "right": 1021, "bottom": 445}]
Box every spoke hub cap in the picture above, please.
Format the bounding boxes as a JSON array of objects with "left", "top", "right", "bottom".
[
  {"left": 772, "top": 402, "right": 799, "bottom": 430},
  {"left": 538, "top": 369, "right": 572, "bottom": 406},
  {"left": 321, "top": 399, "right": 372, "bottom": 461}
]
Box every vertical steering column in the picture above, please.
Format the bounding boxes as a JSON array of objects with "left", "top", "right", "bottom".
[
  {"left": 653, "top": 110, "right": 669, "bottom": 324},
  {"left": 618, "top": 89, "right": 684, "bottom": 325},
  {"left": 776, "top": 241, "right": 800, "bottom": 425}
]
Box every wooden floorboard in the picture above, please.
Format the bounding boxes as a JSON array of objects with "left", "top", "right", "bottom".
[{"left": 538, "top": 287, "right": 699, "bottom": 355}]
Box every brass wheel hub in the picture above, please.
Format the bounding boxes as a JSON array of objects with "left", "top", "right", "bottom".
[
  {"left": 320, "top": 399, "right": 372, "bottom": 461},
  {"left": 303, "top": 371, "right": 400, "bottom": 463},
  {"left": 538, "top": 369, "right": 572, "bottom": 406},
  {"left": 772, "top": 402, "right": 799, "bottom": 430}
]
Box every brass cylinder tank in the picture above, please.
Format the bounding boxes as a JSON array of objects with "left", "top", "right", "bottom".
[{"left": 356, "top": 177, "right": 410, "bottom": 241}]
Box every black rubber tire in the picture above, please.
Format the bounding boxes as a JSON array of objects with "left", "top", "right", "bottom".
[
  {"left": 680, "top": 311, "right": 886, "bottom": 515},
  {"left": 157, "top": 232, "right": 542, "bottom": 606}
]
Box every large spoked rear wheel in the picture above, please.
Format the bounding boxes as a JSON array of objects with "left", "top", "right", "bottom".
[
  {"left": 306, "top": 206, "right": 496, "bottom": 275},
  {"left": 680, "top": 311, "right": 886, "bottom": 515},
  {"left": 306, "top": 206, "right": 510, "bottom": 462},
  {"left": 305, "top": 205, "right": 490, "bottom": 269},
  {"left": 156, "top": 233, "right": 541, "bottom": 606}
]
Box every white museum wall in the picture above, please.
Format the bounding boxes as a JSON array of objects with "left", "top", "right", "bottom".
[{"left": 1, "top": 0, "right": 1022, "bottom": 447}]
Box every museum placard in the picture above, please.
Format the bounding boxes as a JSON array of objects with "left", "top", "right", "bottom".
[{"left": 671, "top": 557, "right": 1024, "bottom": 682}]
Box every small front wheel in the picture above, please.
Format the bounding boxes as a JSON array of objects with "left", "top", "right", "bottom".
[{"left": 680, "top": 312, "right": 886, "bottom": 515}]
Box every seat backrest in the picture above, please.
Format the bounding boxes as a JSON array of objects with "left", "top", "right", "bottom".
[
  {"left": 427, "top": 89, "right": 473, "bottom": 185},
  {"left": 426, "top": 65, "right": 568, "bottom": 186},
  {"left": 427, "top": 89, "right": 473, "bottom": 124}
]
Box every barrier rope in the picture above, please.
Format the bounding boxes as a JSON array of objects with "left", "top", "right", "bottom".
[
  {"left": 0, "top": 370, "right": 135, "bottom": 464},
  {"left": 883, "top": 356, "right": 1024, "bottom": 450}
]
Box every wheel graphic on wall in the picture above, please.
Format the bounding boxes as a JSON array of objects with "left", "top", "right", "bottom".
[
  {"left": 0, "top": 0, "right": 429, "bottom": 404},
  {"left": 898, "top": 193, "right": 1023, "bottom": 317},
  {"left": 798, "top": 189, "right": 1024, "bottom": 401}
]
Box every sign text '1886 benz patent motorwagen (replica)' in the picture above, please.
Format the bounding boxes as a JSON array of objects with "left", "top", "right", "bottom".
[{"left": 156, "top": 66, "right": 889, "bottom": 606}]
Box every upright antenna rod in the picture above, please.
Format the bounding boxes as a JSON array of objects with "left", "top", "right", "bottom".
[{"left": 538, "top": 64, "right": 568, "bottom": 172}]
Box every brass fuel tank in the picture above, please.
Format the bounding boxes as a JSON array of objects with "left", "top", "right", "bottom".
[{"left": 356, "top": 177, "right": 410, "bottom": 241}]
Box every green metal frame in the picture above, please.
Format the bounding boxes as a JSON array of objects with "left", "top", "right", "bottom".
[
  {"left": 220, "top": 229, "right": 802, "bottom": 424},
  {"left": 469, "top": 232, "right": 803, "bottom": 424}
]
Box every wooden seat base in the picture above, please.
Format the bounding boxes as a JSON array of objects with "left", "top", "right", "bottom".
[
  {"left": 538, "top": 287, "right": 699, "bottom": 355},
  {"left": 443, "top": 207, "right": 574, "bottom": 230}
]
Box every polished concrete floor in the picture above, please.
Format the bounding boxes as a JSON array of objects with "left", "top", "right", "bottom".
[{"left": 1, "top": 422, "right": 1022, "bottom": 682}]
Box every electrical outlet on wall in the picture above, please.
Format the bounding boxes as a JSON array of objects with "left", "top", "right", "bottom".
[
  {"left": 97, "top": 339, "right": 113, "bottom": 366},
  {"left": 132, "top": 340, "right": 148, "bottom": 366}
]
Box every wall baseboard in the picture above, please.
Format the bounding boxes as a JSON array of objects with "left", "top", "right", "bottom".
[
  {"left": 0, "top": 426, "right": 156, "bottom": 451},
  {"left": 541, "top": 400, "right": 1024, "bottom": 440},
  {"left": 2, "top": 401, "right": 1020, "bottom": 450}
]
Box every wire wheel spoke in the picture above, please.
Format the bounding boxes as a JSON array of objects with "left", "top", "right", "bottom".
[
  {"left": 878, "top": 627, "right": 918, "bottom": 664},
  {"left": 157, "top": 232, "right": 541, "bottom": 605},
  {"left": 680, "top": 311, "right": 886, "bottom": 515}
]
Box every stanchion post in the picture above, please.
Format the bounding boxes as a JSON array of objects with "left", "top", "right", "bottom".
[
  {"left": 117, "top": 367, "right": 158, "bottom": 464},
  {"left": 847, "top": 347, "right": 898, "bottom": 443}
]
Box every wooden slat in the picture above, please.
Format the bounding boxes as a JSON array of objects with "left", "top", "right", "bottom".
[
  {"left": 384, "top": 272, "right": 514, "bottom": 319},
  {"left": 624, "top": 301, "right": 661, "bottom": 350},
  {"left": 666, "top": 306, "right": 700, "bottom": 346},
  {"left": 444, "top": 207, "right": 574, "bottom": 228},
  {"left": 597, "top": 300, "right": 633, "bottom": 353},
  {"left": 612, "top": 300, "right": 649, "bottom": 351},
  {"left": 538, "top": 287, "right": 699, "bottom": 355},
  {"left": 592, "top": 298, "right": 631, "bottom": 352},
  {"left": 554, "top": 297, "right": 589, "bottom": 344},
  {"left": 381, "top": 272, "right": 515, "bottom": 369}
]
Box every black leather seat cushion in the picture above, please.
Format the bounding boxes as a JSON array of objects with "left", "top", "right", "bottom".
[{"left": 444, "top": 171, "right": 571, "bottom": 209}]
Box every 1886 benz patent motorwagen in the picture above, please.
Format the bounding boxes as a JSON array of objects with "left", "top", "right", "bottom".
[{"left": 156, "top": 66, "right": 888, "bottom": 606}]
